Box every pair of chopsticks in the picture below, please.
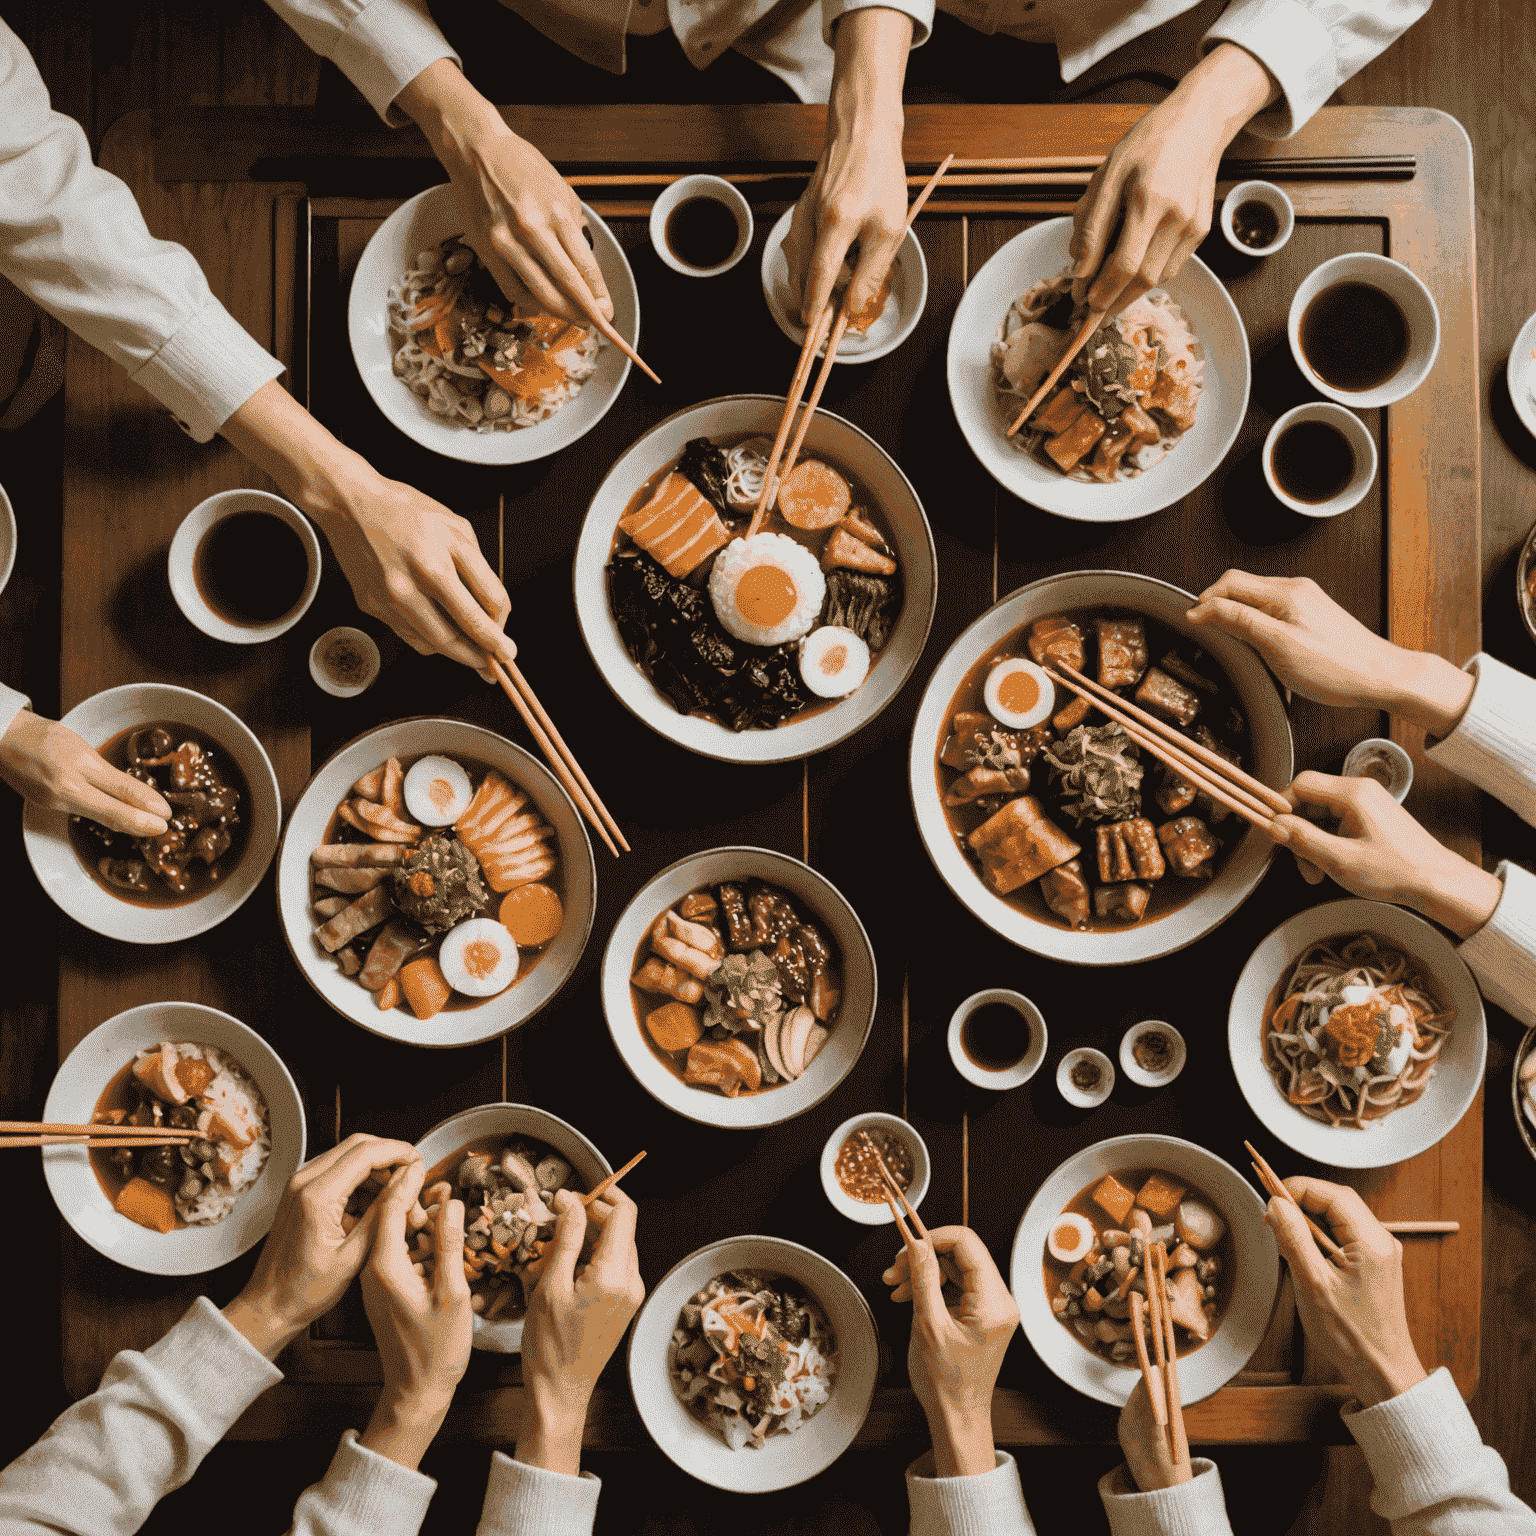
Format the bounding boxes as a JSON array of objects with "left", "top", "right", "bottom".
[
  {"left": 1129, "top": 1241, "right": 1191, "bottom": 1480},
  {"left": 1005, "top": 308, "right": 1107, "bottom": 437},
  {"left": 1045, "top": 662, "right": 1291, "bottom": 832},
  {"left": 580, "top": 1149, "right": 646, "bottom": 1208},
  {"left": 2, "top": 1120, "right": 196, "bottom": 1150},
  {"left": 861, "top": 1130, "right": 930, "bottom": 1250},
  {"left": 747, "top": 155, "right": 955, "bottom": 537}
]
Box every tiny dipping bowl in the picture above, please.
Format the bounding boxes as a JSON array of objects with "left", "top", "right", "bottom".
[
  {"left": 1343, "top": 737, "right": 1414, "bottom": 803},
  {"left": 309, "top": 626, "right": 381, "bottom": 698},
  {"left": 1263, "top": 402, "right": 1377, "bottom": 519},
  {"left": 1057, "top": 1047, "right": 1114, "bottom": 1108},
  {"left": 947, "top": 989, "right": 1048, "bottom": 1091},
  {"left": 649, "top": 175, "right": 753, "bottom": 278},
  {"left": 1221, "top": 181, "right": 1294, "bottom": 258},
  {"left": 820, "top": 1112, "right": 931, "bottom": 1226},
  {"left": 1119, "top": 1021, "right": 1187, "bottom": 1089}
]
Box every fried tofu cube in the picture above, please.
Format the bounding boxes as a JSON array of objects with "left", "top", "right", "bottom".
[
  {"left": 1031, "top": 386, "right": 1087, "bottom": 437},
  {"left": 115, "top": 1176, "right": 178, "bottom": 1234},
  {"left": 1052, "top": 695, "right": 1091, "bottom": 732},
  {"left": 1135, "top": 1173, "right": 1188, "bottom": 1220},
  {"left": 1045, "top": 409, "right": 1107, "bottom": 472},
  {"left": 966, "top": 795, "right": 1080, "bottom": 896},
  {"left": 1092, "top": 1174, "right": 1137, "bottom": 1227}
]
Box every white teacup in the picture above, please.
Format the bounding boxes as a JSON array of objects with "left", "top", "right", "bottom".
[
  {"left": 1262, "top": 401, "right": 1378, "bottom": 518},
  {"left": 948, "top": 989, "right": 1048, "bottom": 1091},
  {"left": 649, "top": 175, "right": 753, "bottom": 277}
]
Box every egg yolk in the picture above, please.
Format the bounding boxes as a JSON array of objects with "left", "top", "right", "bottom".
[
  {"left": 462, "top": 939, "right": 504, "bottom": 980},
  {"left": 427, "top": 776, "right": 456, "bottom": 812},
  {"left": 816, "top": 643, "right": 848, "bottom": 676},
  {"left": 1052, "top": 1222, "right": 1079, "bottom": 1250},
  {"left": 997, "top": 668, "right": 1040, "bottom": 715},
  {"left": 735, "top": 564, "right": 798, "bottom": 628}
]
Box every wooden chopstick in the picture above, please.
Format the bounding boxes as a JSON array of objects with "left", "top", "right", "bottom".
[
  {"left": 1006, "top": 306, "right": 1106, "bottom": 438},
  {"left": 0, "top": 1121, "right": 197, "bottom": 1137},
  {"left": 1153, "top": 1244, "right": 1192, "bottom": 1478},
  {"left": 1245, "top": 1141, "right": 1347, "bottom": 1263},
  {"left": 1384, "top": 1220, "right": 1460, "bottom": 1234},
  {"left": 747, "top": 306, "right": 833, "bottom": 537},
  {"left": 581, "top": 1150, "right": 646, "bottom": 1207},
  {"left": 1128, "top": 1290, "right": 1167, "bottom": 1425},
  {"left": 3, "top": 1134, "right": 192, "bottom": 1148},
  {"left": 484, "top": 654, "right": 625, "bottom": 859}
]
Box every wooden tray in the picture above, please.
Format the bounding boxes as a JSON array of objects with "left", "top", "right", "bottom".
[{"left": 56, "top": 104, "right": 1479, "bottom": 1448}]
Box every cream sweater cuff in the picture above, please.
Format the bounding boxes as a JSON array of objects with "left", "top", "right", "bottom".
[
  {"left": 332, "top": 0, "right": 461, "bottom": 124},
  {"left": 0, "top": 683, "right": 30, "bottom": 741},
  {"left": 1098, "top": 1459, "right": 1232, "bottom": 1536},
  {"left": 905, "top": 1450, "right": 1034, "bottom": 1535},
  {"left": 1200, "top": 0, "right": 1335, "bottom": 139},
  {"left": 1459, "top": 861, "right": 1536, "bottom": 1030},
  {"left": 146, "top": 1296, "right": 285, "bottom": 1425},
  {"left": 293, "top": 1429, "right": 436, "bottom": 1534},
  {"left": 476, "top": 1451, "right": 600, "bottom": 1536},
  {"left": 1426, "top": 653, "right": 1536, "bottom": 827}
]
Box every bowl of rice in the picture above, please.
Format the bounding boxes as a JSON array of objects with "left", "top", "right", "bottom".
[{"left": 347, "top": 183, "right": 640, "bottom": 465}]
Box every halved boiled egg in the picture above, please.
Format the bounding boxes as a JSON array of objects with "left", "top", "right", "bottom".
[
  {"left": 984, "top": 658, "right": 1054, "bottom": 730},
  {"left": 800, "top": 625, "right": 870, "bottom": 698},
  {"left": 438, "top": 917, "right": 520, "bottom": 997},
  {"left": 404, "top": 755, "right": 473, "bottom": 826},
  {"left": 1047, "top": 1211, "right": 1096, "bottom": 1264}
]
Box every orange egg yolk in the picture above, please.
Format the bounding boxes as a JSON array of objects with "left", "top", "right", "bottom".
[
  {"left": 997, "top": 668, "right": 1040, "bottom": 715},
  {"left": 1053, "top": 1222, "right": 1079, "bottom": 1250},
  {"left": 816, "top": 643, "right": 848, "bottom": 676},
  {"left": 427, "top": 776, "right": 455, "bottom": 812},
  {"left": 734, "top": 564, "right": 798, "bottom": 629},
  {"left": 462, "top": 939, "right": 504, "bottom": 979}
]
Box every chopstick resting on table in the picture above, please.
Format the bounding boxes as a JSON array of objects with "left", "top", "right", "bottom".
[
  {"left": 1245, "top": 1140, "right": 1346, "bottom": 1263},
  {"left": 1005, "top": 305, "right": 1107, "bottom": 438},
  {"left": 581, "top": 1150, "right": 647, "bottom": 1207}
]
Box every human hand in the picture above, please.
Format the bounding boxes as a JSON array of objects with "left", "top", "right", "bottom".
[
  {"left": 518, "top": 1187, "right": 645, "bottom": 1476},
  {"left": 1267, "top": 1176, "right": 1428, "bottom": 1408},
  {"left": 1186, "top": 571, "right": 1473, "bottom": 732},
  {"left": 783, "top": 8, "right": 911, "bottom": 328},
  {"left": 1118, "top": 1378, "right": 1180, "bottom": 1492},
  {"left": 883, "top": 1226, "right": 1017, "bottom": 1477},
  {"left": 1274, "top": 771, "right": 1502, "bottom": 937},
  {"left": 1070, "top": 45, "right": 1275, "bottom": 315},
  {"left": 399, "top": 60, "right": 611, "bottom": 326},
  {"left": 223, "top": 1134, "right": 422, "bottom": 1358},
  {"left": 0, "top": 710, "right": 171, "bottom": 836}
]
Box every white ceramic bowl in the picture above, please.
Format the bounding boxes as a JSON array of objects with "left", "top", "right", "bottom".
[
  {"left": 1342, "top": 737, "right": 1413, "bottom": 803},
  {"left": 946, "top": 217, "right": 1250, "bottom": 523},
  {"left": 1220, "top": 180, "right": 1295, "bottom": 258},
  {"left": 347, "top": 184, "right": 639, "bottom": 464},
  {"left": 276, "top": 718, "right": 595, "bottom": 1047},
  {"left": 909, "top": 570, "right": 1294, "bottom": 965},
  {"left": 1119, "top": 1020, "right": 1186, "bottom": 1088},
  {"left": 168, "top": 488, "right": 321, "bottom": 644},
  {"left": 43, "top": 1001, "right": 305, "bottom": 1276},
  {"left": 820, "top": 1111, "right": 931, "bottom": 1225},
  {"left": 1516, "top": 517, "right": 1536, "bottom": 649},
  {"left": 761, "top": 209, "right": 928, "bottom": 365},
  {"left": 414, "top": 1102, "right": 612, "bottom": 1353},
  {"left": 1505, "top": 308, "right": 1536, "bottom": 446},
  {"left": 0, "top": 478, "right": 16, "bottom": 598},
  {"left": 22, "top": 684, "right": 281, "bottom": 944},
  {"left": 601, "top": 846, "right": 876, "bottom": 1128},
  {"left": 1057, "top": 1047, "right": 1115, "bottom": 1108},
  {"left": 575, "top": 394, "right": 936, "bottom": 765},
  {"left": 1287, "top": 253, "right": 1440, "bottom": 409},
  {"left": 1228, "top": 898, "right": 1486, "bottom": 1169},
  {"left": 1514, "top": 1026, "right": 1536, "bottom": 1165},
  {"left": 309, "top": 627, "right": 381, "bottom": 699},
  {"left": 1011, "top": 1133, "right": 1278, "bottom": 1405},
  {"left": 946, "top": 988, "right": 1048, "bottom": 1091},
  {"left": 628, "top": 1234, "right": 880, "bottom": 1491},
  {"left": 650, "top": 175, "right": 753, "bottom": 277},
  {"left": 1262, "top": 402, "right": 1377, "bottom": 518}
]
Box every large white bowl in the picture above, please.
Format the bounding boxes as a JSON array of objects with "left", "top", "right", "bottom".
[
  {"left": 43, "top": 1001, "right": 305, "bottom": 1276},
  {"left": 1011, "top": 1134, "right": 1278, "bottom": 1406},
  {"left": 22, "top": 684, "right": 282, "bottom": 944},
  {"left": 574, "top": 394, "right": 936, "bottom": 765},
  {"left": 347, "top": 184, "right": 639, "bottom": 464},
  {"left": 1228, "top": 899, "right": 1487, "bottom": 1169},
  {"left": 414, "top": 1102, "right": 613, "bottom": 1354},
  {"left": 628, "top": 1234, "right": 880, "bottom": 1492},
  {"left": 276, "top": 718, "right": 595, "bottom": 1047},
  {"left": 947, "top": 218, "right": 1250, "bottom": 522},
  {"left": 909, "top": 571, "right": 1293, "bottom": 965},
  {"left": 601, "top": 846, "right": 876, "bottom": 1128}
]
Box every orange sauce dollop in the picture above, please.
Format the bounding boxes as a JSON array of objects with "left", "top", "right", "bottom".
[
  {"left": 463, "top": 939, "right": 504, "bottom": 980},
  {"left": 997, "top": 669, "right": 1040, "bottom": 715},
  {"left": 734, "top": 564, "right": 799, "bottom": 629}
]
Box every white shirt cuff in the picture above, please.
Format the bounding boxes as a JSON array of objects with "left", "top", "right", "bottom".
[
  {"left": 1458, "top": 860, "right": 1536, "bottom": 1031},
  {"left": 905, "top": 1450, "right": 1034, "bottom": 1535},
  {"left": 0, "top": 684, "right": 31, "bottom": 742},
  {"left": 1424, "top": 652, "right": 1536, "bottom": 828},
  {"left": 1098, "top": 1459, "right": 1233, "bottom": 1536},
  {"left": 142, "top": 1296, "right": 285, "bottom": 1427},
  {"left": 292, "top": 1429, "right": 437, "bottom": 1535},
  {"left": 823, "top": 0, "right": 933, "bottom": 50},
  {"left": 126, "top": 298, "right": 284, "bottom": 443},
  {"left": 1200, "top": 0, "right": 1336, "bottom": 138},
  {"left": 476, "top": 1451, "right": 600, "bottom": 1536},
  {"left": 327, "top": 0, "right": 460, "bottom": 124}
]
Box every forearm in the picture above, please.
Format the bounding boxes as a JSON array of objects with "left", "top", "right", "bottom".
[
  {"left": 828, "top": 9, "right": 911, "bottom": 141},
  {"left": 359, "top": 1389, "right": 452, "bottom": 1472},
  {"left": 513, "top": 1392, "right": 587, "bottom": 1479},
  {"left": 1164, "top": 42, "right": 1278, "bottom": 153},
  {"left": 925, "top": 1404, "right": 997, "bottom": 1479},
  {"left": 397, "top": 59, "right": 514, "bottom": 170},
  {"left": 221, "top": 1291, "right": 305, "bottom": 1361}
]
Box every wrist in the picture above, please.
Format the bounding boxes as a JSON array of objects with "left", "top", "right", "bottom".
[
  {"left": 1389, "top": 652, "right": 1476, "bottom": 739},
  {"left": 398, "top": 59, "right": 507, "bottom": 148},
  {"left": 1177, "top": 43, "right": 1277, "bottom": 146},
  {"left": 221, "top": 1290, "right": 304, "bottom": 1360},
  {"left": 517, "top": 1387, "right": 589, "bottom": 1476},
  {"left": 1349, "top": 1351, "right": 1429, "bottom": 1410},
  {"left": 361, "top": 1387, "right": 453, "bottom": 1471},
  {"left": 1408, "top": 851, "right": 1503, "bottom": 939},
  {"left": 830, "top": 11, "right": 909, "bottom": 137},
  {"left": 926, "top": 1400, "right": 997, "bottom": 1478}
]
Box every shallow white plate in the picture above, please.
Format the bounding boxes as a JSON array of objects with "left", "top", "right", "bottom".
[
  {"left": 628, "top": 1234, "right": 879, "bottom": 1492},
  {"left": 347, "top": 184, "right": 639, "bottom": 464},
  {"left": 575, "top": 394, "right": 936, "bottom": 764},
  {"left": 601, "top": 846, "right": 876, "bottom": 1129},
  {"left": 909, "top": 571, "right": 1293, "bottom": 966},
  {"left": 414, "top": 1102, "right": 612, "bottom": 1354},
  {"left": 1011, "top": 1133, "right": 1277, "bottom": 1406},
  {"left": 1228, "top": 899, "right": 1486, "bottom": 1169},
  {"left": 1507, "top": 308, "right": 1536, "bottom": 445},
  {"left": 276, "top": 718, "right": 595, "bottom": 1047},
  {"left": 22, "top": 684, "right": 281, "bottom": 944},
  {"left": 760, "top": 209, "right": 927, "bottom": 364},
  {"left": 947, "top": 218, "right": 1250, "bottom": 522},
  {"left": 43, "top": 1002, "right": 305, "bottom": 1276},
  {"left": 0, "top": 478, "right": 15, "bottom": 597}
]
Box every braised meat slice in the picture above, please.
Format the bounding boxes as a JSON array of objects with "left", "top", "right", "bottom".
[
  {"left": 1040, "top": 858, "right": 1091, "bottom": 928},
  {"left": 1134, "top": 667, "right": 1201, "bottom": 727},
  {"left": 1158, "top": 816, "right": 1219, "bottom": 878},
  {"left": 966, "top": 795, "right": 1080, "bottom": 895},
  {"left": 1093, "top": 882, "right": 1151, "bottom": 923},
  {"left": 1095, "top": 616, "right": 1149, "bottom": 690},
  {"left": 1026, "top": 615, "right": 1087, "bottom": 673},
  {"left": 1095, "top": 818, "right": 1166, "bottom": 883}
]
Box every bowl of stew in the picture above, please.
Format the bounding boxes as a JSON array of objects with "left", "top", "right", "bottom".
[
  {"left": 908, "top": 570, "right": 1293, "bottom": 965},
  {"left": 21, "top": 683, "right": 281, "bottom": 944}
]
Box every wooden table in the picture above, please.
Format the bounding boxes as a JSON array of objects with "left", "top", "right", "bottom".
[{"left": 57, "top": 103, "right": 1479, "bottom": 1456}]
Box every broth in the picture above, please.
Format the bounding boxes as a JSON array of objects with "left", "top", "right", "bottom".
[
  {"left": 664, "top": 196, "right": 740, "bottom": 269},
  {"left": 87, "top": 1060, "right": 188, "bottom": 1222},
  {"left": 1299, "top": 281, "right": 1410, "bottom": 393},
  {"left": 194, "top": 510, "right": 309, "bottom": 626},
  {"left": 1271, "top": 419, "right": 1355, "bottom": 503},
  {"left": 960, "top": 1003, "right": 1031, "bottom": 1071}
]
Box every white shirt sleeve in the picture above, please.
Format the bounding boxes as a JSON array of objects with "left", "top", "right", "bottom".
[
  {"left": 822, "top": 0, "right": 935, "bottom": 49},
  {"left": 1097, "top": 1459, "right": 1234, "bottom": 1536},
  {"left": 262, "top": 0, "right": 459, "bottom": 124},
  {"left": 1343, "top": 1368, "right": 1536, "bottom": 1535},
  {"left": 1457, "top": 860, "right": 1536, "bottom": 1031},
  {"left": 474, "top": 1451, "right": 600, "bottom": 1536},
  {"left": 0, "top": 20, "right": 284, "bottom": 443},
  {"left": 1199, "top": 0, "right": 1433, "bottom": 138},
  {"left": 1424, "top": 653, "right": 1536, "bottom": 829},
  {"left": 905, "top": 1450, "right": 1035, "bottom": 1535},
  {"left": 0, "top": 1297, "right": 282, "bottom": 1535},
  {"left": 286, "top": 1430, "right": 437, "bottom": 1536},
  {"left": 0, "top": 683, "right": 30, "bottom": 741}
]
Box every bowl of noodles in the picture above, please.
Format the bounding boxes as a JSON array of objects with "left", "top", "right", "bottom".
[
  {"left": 347, "top": 183, "right": 640, "bottom": 465},
  {"left": 1228, "top": 899, "right": 1486, "bottom": 1168},
  {"left": 946, "top": 218, "right": 1249, "bottom": 522}
]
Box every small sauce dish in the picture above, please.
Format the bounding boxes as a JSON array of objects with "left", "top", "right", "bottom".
[
  {"left": 1057, "top": 1047, "right": 1114, "bottom": 1108},
  {"left": 649, "top": 175, "right": 753, "bottom": 278},
  {"left": 1343, "top": 737, "right": 1414, "bottom": 803},
  {"left": 947, "top": 988, "right": 1048, "bottom": 1091},
  {"left": 1263, "top": 401, "right": 1377, "bottom": 518},
  {"left": 309, "top": 626, "right": 380, "bottom": 698},
  {"left": 1221, "top": 180, "right": 1294, "bottom": 258},
  {"left": 820, "top": 1111, "right": 930, "bottom": 1226},
  {"left": 1119, "top": 1021, "right": 1187, "bottom": 1088}
]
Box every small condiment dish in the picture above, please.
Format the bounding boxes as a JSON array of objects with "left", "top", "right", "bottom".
[
  {"left": 0, "top": 478, "right": 16, "bottom": 598},
  {"left": 309, "top": 626, "right": 381, "bottom": 698},
  {"left": 1220, "top": 180, "right": 1294, "bottom": 257},
  {"left": 820, "top": 1111, "right": 930, "bottom": 1226},
  {"left": 947, "top": 988, "right": 1048, "bottom": 1091},
  {"left": 169, "top": 488, "right": 321, "bottom": 644},
  {"left": 1513, "top": 1026, "right": 1536, "bottom": 1165},
  {"left": 1263, "top": 402, "right": 1377, "bottom": 518},
  {"left": 1057, "top": 1047, "right": 1114, "bottom": 1108},
  {"left": 1119, "top": 1021, "right": 1186, "bottom": 1089},
  {"left": 650, "top": 175, "right": 753, "bottom": 278},
  {"left": 1504, "top": 307, "right": 1536, "bottom": 448},
  {"left": 1343, "top": 736, "right": 1414, "bottom": 802},
  {"left": 1516, "top": 516, "right": 1536, "bottom": 649}
]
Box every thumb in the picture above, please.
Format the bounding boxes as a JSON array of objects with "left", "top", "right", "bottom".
[{"left": 1266, "top": 1196, "right": 1333, "bottom": 1293}]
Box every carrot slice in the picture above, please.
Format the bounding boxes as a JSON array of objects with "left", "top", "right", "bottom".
[
  {"left": 400, "top": 956, "right": 451, "bottom": 1021},
  {"left": 498, "top": 882, "right": 564, "bottom": 948}
]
